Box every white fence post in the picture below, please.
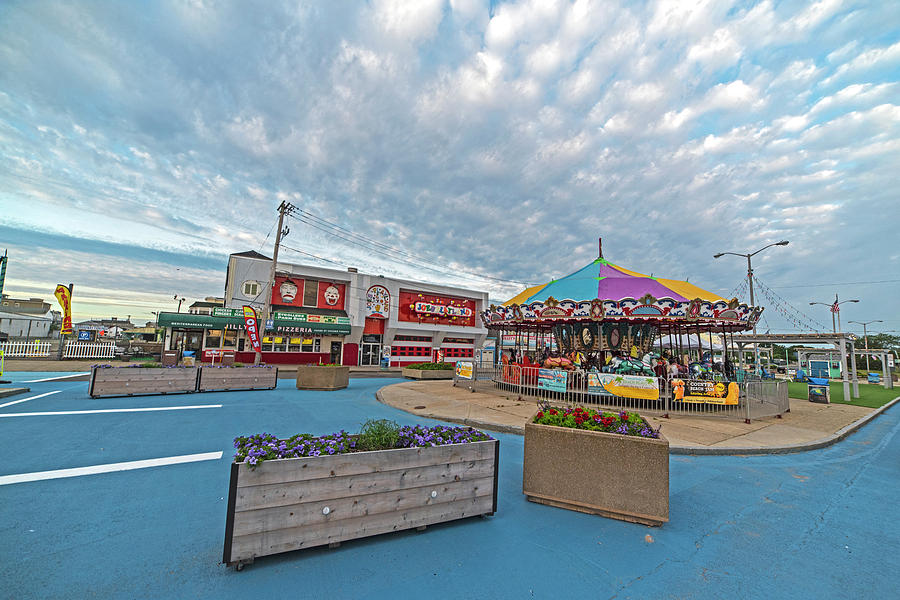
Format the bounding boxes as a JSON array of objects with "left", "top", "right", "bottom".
[
  {"left": 0, "top": 341, "right": 53, "bottom": 357},
  {"left": 64, "top": 341, "right": 117, "bottom": 359}
]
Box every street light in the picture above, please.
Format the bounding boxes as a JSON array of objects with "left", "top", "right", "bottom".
[
  {"left": 809, "top": 293, "right": 859, "bottom": 333},
  {"left": 848, "top": 319, "right": 882, "bottom": 372},
  {"left": 714, "top": 240, "right": 789, "bottom": 374},
  {"left": 173, "top": 295, "right": 186, "bottom": 313}
]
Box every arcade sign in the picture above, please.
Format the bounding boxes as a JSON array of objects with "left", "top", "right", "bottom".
[{"left": 414, "top": 301, "right": 473, "bottom": 318}]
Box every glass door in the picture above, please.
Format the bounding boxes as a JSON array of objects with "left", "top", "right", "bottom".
[{"left": 361, "top": 343, "right": 381, "bottom": 366}]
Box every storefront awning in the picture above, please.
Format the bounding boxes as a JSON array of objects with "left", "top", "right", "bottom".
[{"left": 157, "top": 310, "right": 351, "bottom": 335}]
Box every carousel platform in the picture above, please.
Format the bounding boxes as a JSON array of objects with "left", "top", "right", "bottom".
[{"left": 376, "top": 380, "right": 892, "bottom": 455}]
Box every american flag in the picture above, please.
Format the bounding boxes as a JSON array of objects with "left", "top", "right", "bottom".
[{"left": 830, "top": 300, "right": 840, "bottom": 313}]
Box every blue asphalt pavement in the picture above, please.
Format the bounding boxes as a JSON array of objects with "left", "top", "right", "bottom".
[{"left": 0, "top": 373, "right": 898, "bottom": 599}]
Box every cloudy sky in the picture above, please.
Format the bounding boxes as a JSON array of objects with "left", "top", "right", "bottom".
[{"left": 1, "top": 0, "right": 898, "bottom": 333}]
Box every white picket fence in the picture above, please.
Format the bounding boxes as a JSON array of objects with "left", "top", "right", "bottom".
[
  {"left": 64, "top": 341, "right": 117, "bottom": 359},
  {"left": 0, "top": 341, "right": 53, "bottom": 357}
]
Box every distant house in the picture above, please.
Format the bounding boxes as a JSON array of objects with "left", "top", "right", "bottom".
[
  {"left": 1, "top": 294, "right": 51, "bottom": 315},
  {"left": 188, "top": 297, "right": 224, "bottom": 315}
]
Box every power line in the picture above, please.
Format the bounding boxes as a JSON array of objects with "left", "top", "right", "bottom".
[
  {"left": 773, "top": 279, "right": 900, "bottom": 289},
  {"left": 287, "top": 208, "right": 534, "bottom": 287}
]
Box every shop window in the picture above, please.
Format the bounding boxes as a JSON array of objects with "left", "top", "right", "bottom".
[
  {"left": 303, "top": 279, "right": 318, "bottom": 307},
  {"left": 442, "top": 347, "right": 474, "bottom": 358},
  {"left": 391, "top": 345, "right": 431, "bottom": 357},
  {"left": 206, "top": 329, "right": 222, "bottom": 348},
  {"left": 444, "top": 337, "right": 474, "bottom": 344},
  {"left": 223, "top": 330, "right": 237, "bottom": 348},
  {"left": 395, "top": 335, "right": 431, "bottom": 342},
  {"left": 289, "top": 337, "right": 305, "bottom": 352}
]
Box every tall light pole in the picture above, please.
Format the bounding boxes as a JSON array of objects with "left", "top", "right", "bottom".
[
  {"left": 809, "top": 294, "right": 858, "bottom": 333},
  {"left": 714, "top": 240, "right": 789, "bottom": 375},
  {"left": 849, "top": 319, "right": 882, "bottom": 372},
  {"left": 173, "top": 295, "right": 186, "bottom": 313}
]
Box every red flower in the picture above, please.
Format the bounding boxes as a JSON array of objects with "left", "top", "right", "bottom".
[
  {"left": 536, "top": 412, "right": 544, "bottom": 419},
  {"left": 549, "top": 409, "right": 558, "bottom": 415}
]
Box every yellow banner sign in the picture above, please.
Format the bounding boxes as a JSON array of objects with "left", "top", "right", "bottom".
[{"left": 54, "top": 284, "right": 73, "bottom": 335}]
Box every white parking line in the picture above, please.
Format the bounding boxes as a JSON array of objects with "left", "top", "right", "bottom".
[
  {"left": 22, "top": 373, "right": 90, "bottom": 383},
  {"left": 0, "top": 404, "right": 222, "bottom": 418},
  {"left": 0, "top": 451, "right": 224, "bottom": 485},
  {"left": 0, "top": 390, "right": 62, "bottom": 409}
]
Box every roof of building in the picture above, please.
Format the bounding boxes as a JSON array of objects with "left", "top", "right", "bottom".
[
  {"left": 189, "top": 300, "right": 222, "bottom": 308},
  {"left": 0, "top": 309, "right": 52, "bottom": 320},
  {"left": 231, "top": 250, "right": 271, "bottom": 260}
]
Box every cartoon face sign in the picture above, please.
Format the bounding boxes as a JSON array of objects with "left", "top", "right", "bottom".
[
  {"left": 323, "top": 285, "right": 340, "bottom": 306},
  {"left": 279, "top": 280, "right": 299, "bottom": 303}
]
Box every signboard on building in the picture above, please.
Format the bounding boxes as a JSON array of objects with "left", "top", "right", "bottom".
[
  {"left": 365, "top": 285, "right": 391, "bottom": 319},
  {"left": 587, "top": 373, "right": 659, "bottom": 400},
  {"left": 537, "top": 368, "right": 567, "bottom": 393}
]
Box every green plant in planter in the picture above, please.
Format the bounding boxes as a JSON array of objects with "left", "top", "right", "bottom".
[
  {"left": 356, "top": 419, "right": 400, "bottom": 451},
  {"left": 405, "top": 362, "right": 454, "bottom": 370}
]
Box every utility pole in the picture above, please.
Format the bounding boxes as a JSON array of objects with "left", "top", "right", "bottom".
[
  {"left": 257, "top": 201, "right": 294, "bottom": 365},
  {"left": 849, "top": 320, "right": 882, "bottom": 372}
]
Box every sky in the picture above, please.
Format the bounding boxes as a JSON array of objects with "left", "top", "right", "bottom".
[{"left": 0, "top": 0, "right": 898, "bottom": 334}]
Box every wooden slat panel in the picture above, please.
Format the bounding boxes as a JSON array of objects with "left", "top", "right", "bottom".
[
  {"left": 198, "top": 367, "right": 277, "bottom": 391},
  {"left": 230, "top": 496, "right": 493, "bottom": 562},
  {"left": 232, "top": 476, "right": 493, "bottom": 537},
  {"left": 235, "top": 441, "right": 495, "bottom": 488},
  {"left": 90, "top": 368, "right": 199, "bottom": 397},
  {"left": 236, "top": 458, "right": 495, "bottom": 512}
]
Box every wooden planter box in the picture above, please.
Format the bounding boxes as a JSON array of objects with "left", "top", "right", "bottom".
[
  {"left": 523, "top": 421, "right": 668, "bottom": 526},
  {"left": 223, "top": 439, "right": 499, "bottom": 568},
  {"left": 199, "top": 366, "right": 278, "bottom": 392},
  {"left": 402, "top": 368, "right": 454, "bottom": 380},
  {"left": 89, "top": 366, "right": 199, "bottom": 398},
  {"left": 295, "top": 365, "right": 350, "bottom": 390}
]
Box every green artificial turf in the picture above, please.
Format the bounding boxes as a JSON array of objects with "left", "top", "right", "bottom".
[{"left": 788, "top": 381, "right": 900, "bottom": 409}]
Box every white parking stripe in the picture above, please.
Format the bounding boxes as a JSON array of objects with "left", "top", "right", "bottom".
[
  {"left": 0, "top": 404, "right": 222, "bottom": 418},
  {"left": 0, "top": 451, "right": 224, "bottom": 485},
  {"left": 22, "top": 373, "right": 90, "bottom": 383},
  {"left": 0, "top": 390, "right": 62, "bottom": 409}
]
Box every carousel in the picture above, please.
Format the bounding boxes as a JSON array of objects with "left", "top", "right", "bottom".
[{"left": 481, "top": 240, "right": 764, "bottom": 407}]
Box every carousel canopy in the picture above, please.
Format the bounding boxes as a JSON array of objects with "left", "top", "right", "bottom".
[{"left": 503, "top": 257, "right": 725, "bottom": 306}]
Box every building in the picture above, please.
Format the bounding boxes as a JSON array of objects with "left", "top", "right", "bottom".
[
  {"left": 1, "top": 294, "right": 51, "bottom": 315},
  {"left": 74, "top": 317, "right": 136, "bottom": 341},
  {"left": 0, "top": 309, "right": 52, "bottom": 340},
  {"left": 188, "top": 298, "right": 224, "bottom": 315},
  {"left": 157, "top": 250, "right": 490, "bottom": 365}
]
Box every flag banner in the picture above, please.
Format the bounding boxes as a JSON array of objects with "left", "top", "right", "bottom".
[
  {"left": 242, "top": 306, "right": 262, "bottom": 353},
  {"left": 54, "top": 284, "right": 72, "bottom": 335},
  {"left": 0, "top": 253, "right": 7, "bottom": 297}
]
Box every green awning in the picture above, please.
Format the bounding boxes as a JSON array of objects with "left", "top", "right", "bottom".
[{"left": 157, "top": 311, "right": 351, "bottom": 335}]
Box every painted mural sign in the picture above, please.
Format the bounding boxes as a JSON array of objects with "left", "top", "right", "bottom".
[
  {"left": 587, "top": 373, "right": 659, "bottom": 400},
  {"left": 671, "top": 379, "right": 739, "bottom": 405},
  {"left": 537, "top": 368, "right": 568, "bottom": 393},
  {"left": 366, "top": 285, "right": 391, "bottom": 318}
]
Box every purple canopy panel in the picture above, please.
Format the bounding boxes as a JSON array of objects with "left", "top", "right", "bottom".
[{"left": 598, "top": 276, "right": 688, "bottom": 302}]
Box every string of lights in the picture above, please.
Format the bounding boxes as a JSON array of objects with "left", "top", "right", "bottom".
[{"left": 751, "top": 275, "right": 829, "bottom": 332}]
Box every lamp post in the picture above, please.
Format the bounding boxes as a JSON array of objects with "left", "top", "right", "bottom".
[
  {"left": 809, "top": 294, "right": 859, "bottom": 333},
  {"left": 173, "top": 295, "right": 185, "bottom": 313},
  {"left": 714, "top": 240, "right": 789, "bottom": 375},
  {"left": 848, "top": 319, "right": 882, "bottom": 372}
]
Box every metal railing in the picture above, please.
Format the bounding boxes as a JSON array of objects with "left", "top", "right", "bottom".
[
  {"left": 490, "top": 365, "right": 788, "bottom": 421},
  {"left": 0, "top": 341, "right": 53, "bottom": 357},
  {"left": 64, "top": 341, "right": 117, "bottom": 359}
]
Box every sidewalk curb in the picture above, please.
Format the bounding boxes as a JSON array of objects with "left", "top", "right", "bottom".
[
  {"left": 375, "top": 389, "right": 526, "bottom": 436},
  {"left": 670, "top": 395, "right": 900, "bottom": 456},
  {"left": 377, "top": 384, "right": 900, "bottom": 456}
]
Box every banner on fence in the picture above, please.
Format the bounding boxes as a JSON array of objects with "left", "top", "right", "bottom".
[
  {"left": 587, "top": 373, "right": 660, "bottom": 400},
  {"left": 672, "top": 379, "right": 739, "bottom": 405},
  {"left": 242, "top": 306, "right": 262, "bottom": 353},
  {"left": 455, "top": 361, "right": 474, "bottom": 380},
  {"left": 54, "top": 284, "right": 73, "bottom": 335},
  {"left": 537, "top": 368, "right": 567, "bottom": 392}
]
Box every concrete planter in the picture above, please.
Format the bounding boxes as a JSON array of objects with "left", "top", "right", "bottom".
[
  {"left": 223, "top": 439, "right": 499, "bottom": 569},
  {"left": 295, "top": 365, "right": 350, "bottom": 390},
  {"left": 402, "top": 368, "right": 455, "bottom": 380},
  {"left": 199, "top": 366, "right": 278, "bottom": 392},
  {"left": 523, "top": 421, "right": 669, "bottom": 526},
  {"left": 88, "top": 366, "right": 199, "bottom": 398}
]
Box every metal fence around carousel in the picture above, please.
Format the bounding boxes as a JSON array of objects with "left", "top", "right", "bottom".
[{"left": 490, "top": 365, "right": 789, "bottom": 422}]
